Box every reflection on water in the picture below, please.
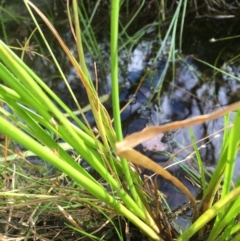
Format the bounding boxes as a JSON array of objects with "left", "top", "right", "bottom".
[{"left": 114, "top": 42, "right": 240, "bottom": 215}]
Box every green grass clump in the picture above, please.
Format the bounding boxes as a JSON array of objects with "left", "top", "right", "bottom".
[{"left": 0, "top": 0, "right": 240, "bottom": 240}]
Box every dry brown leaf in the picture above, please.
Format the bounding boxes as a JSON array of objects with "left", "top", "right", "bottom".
[
  {"left": 119, "top": 148, "right": 199, "bottom": 221},
  {"left": 116, "top": 101, "right": 240, "bottom": 153},
  {"left": 115, "top": 101, "right": 240, "bottom": 222}
]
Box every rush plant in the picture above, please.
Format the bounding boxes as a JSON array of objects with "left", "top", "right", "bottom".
[{"left": 0, "top": 1, "right": 240, "bottom": 241}]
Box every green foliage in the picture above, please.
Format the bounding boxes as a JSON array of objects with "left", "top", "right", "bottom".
[
  {"left": 1, "top": 1, "right": 240, "bottom": 240},
  {"left": 0, "top": 0, "right": 160, "bottom": 240}
]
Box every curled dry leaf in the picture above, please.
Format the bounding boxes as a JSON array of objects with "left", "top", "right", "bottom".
[
  {"left": 114, "top": 101, "right": 240, "bottom": 223},
  {"left": 115, "top": 101, "right": 240, "bottom": 154},
  {"left": 118, "top": 148, "right": 199, "bottom": 221}
]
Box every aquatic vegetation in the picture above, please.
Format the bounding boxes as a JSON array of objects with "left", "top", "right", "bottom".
[{"left": 1, "top": 0, "right": 240, "bottom": 241}]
